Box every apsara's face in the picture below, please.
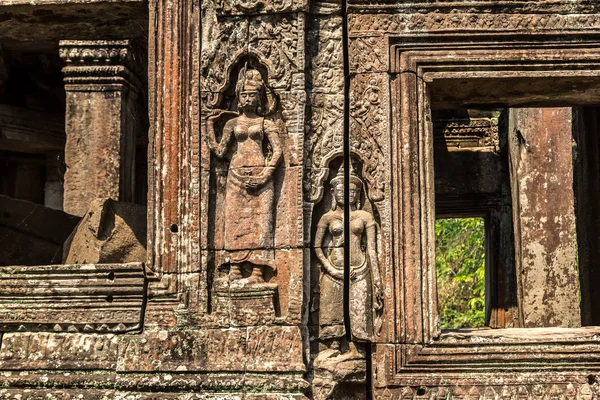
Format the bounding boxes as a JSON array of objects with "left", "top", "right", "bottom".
[
  {"left": 332, "top": 181, "right": 344, "bottom": 207},
  {"left": 332, "top": 181, "right": 361, "bottom": 208},
  {"left": 239, "top": 89, "right": 259, "bottom": 110},
  {"left": 348, "top": 182, "right": 360, "bottom": 206}
]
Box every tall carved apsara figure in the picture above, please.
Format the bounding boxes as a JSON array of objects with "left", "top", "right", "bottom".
[
  {"left": 206, "top": 67, "right": 283, "bottom": 284},
  {"left": 314, "top": 165, "right": 383, "bottom": 357}
]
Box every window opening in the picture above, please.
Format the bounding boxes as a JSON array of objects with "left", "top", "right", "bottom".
[
  {"left": 432, "top": 106, "right": 599, "bottom": 329},
  {"left": 435, "top": 217, "right": 486, "bottom": 329}
]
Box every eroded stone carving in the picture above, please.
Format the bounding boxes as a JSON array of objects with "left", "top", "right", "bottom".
[
  {"left": 249, "top": 15, "right": 300, "bottom": 90},
  {"left": 349, "top": 36, "right": 387, "bottom": 73},
  {"left": 214, "top": 0, "right": 298, "bottom": 15},
  {"left": 347, "top": 13, "right": 600, "bottom": 35},
  {"left": 0, "top": 262, "right": 145, "bottom": 333},
  {"left": 201, "top": 15, "right": 300, "bottom": 100},
  {"left": 307, "top": 74, "right": 388, "bottom": 204},
  {"left": 201, "top": 17, "right": 249, "bottom": 97},
  {"left": 315, "top": 166, "right": 383, "bottom": 344},
  {"left": 312, "top": 165, "right": 383, "bottom": 399},
  {"left": 349, "top": 74, "right": 387, "bottom": 203},
  {"left": 433, "top": 110, "right": 501, "bottom": 150},
  {"left": 206, "top": 67, "right": 283, "bottom": 284},
  {"left": 63, "top": 198, "right": 147, "bottom": 265}
]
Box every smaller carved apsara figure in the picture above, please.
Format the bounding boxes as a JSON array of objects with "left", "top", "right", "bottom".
[
  {"left": 206, "top": 67, "right": 283, "bottom": 284},
  {"left": 314, "top": 165, "right": 383, "bottom": 359}
]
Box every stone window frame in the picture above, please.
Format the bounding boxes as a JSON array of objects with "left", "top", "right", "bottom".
[{"left": 383, "top": 38, "right": 600, "bottom": 381}]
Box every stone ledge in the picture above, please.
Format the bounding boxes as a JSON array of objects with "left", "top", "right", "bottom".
[
  {"left": 0, "top": 262, "right": 146, "bottom": 333},
  {"left": 1, "top": 0, "right": 143, "bottom": 6},
  {"left": 0, "top": 370, "right": 309, "bottom": 399},
  {"left": 0, "top": 326, "right": 306, "bottom": 373}
]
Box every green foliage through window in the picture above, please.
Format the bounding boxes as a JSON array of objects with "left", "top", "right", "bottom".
[{"left": 436, "top": 217, "right": 486, "bottom": 329}]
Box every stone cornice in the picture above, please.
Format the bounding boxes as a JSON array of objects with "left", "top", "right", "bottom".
[
  {"left": 59, "top": 40, "right": 140, "bottom": 90},
  {"left": 59, "top": 40, "right": 133, "bottom": 66},
  {"left": 347, "top": 0, "right": 600, "bottom": 14}
]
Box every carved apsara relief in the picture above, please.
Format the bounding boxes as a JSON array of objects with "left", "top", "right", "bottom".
[
  {"left": 207, "top": 68, "right": 283, "bottom": 284},
  {"left": 310, "top": 163, "right": 384, "bottom": 400},
  {"left": 314, "top": 166, "right": 383, "bottom": 344},
  {"left": 200, "top": 12, "right": 304, "bottom": 327},
  {"left": 207, "top": 68, "right": 283, "bottom": 283}
]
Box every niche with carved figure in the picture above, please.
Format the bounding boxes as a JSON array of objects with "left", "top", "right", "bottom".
[
  {"left": 204, "top": 55, "right": 295, "bottom": 325},
  {"left": 309, "top": 157, "right": 383, "bottom": 400}
]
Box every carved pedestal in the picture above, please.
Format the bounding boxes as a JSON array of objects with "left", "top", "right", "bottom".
[
  {"left": 313, "top": 350, "right": 366, "bottom": 400},
  {"left": 214, "top": 279, "right": 279, "bottom": 326}
]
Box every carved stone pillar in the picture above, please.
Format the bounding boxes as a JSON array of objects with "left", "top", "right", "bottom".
[{"left": 59, "top": 40, "right": 140, "bottom": 216}]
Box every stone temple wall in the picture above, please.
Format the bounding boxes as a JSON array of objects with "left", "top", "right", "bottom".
[{"left": 2, "top": 0, "right": 600, "bottom": 398}]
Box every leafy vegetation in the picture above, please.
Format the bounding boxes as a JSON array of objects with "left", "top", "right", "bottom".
[{"left": 435, "top": 218, "right": 486, "bottom": 329}]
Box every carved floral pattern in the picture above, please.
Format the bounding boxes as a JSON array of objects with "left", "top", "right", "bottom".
[
  {"left": 200, "top": 17, "right": 249, "bottom": 95},
  {"left": 347, "top": 1, "right": 600, "bottom": 14},
  {"left": 349, "top": 74, "right": 387, "bottom": 202},
  {"left": 305, "top": 74, "right": 388, "bottom": 204},
  {"left": 349, "top": 36, "right": 387, "bottom": 73},
  {"left": 348, "top": 13, "right": 600, "bottom": 34},
  {"left": 214, "top": 0, "right": 304, "bottom": 15},
  {"left": 249, "top": 15, "right": 299, "bottom": 90},
  {"left": 59, "top": 41, "right": 131, "bottom": 65},
  {"left": 433, "top": 116, "right": 500, "bottom": 149},
  {"left": 305, "top": 94, "right": 344, "bottom": 202},
  {"left": 201, "top": 15, "right": 299, "bottom": 105},
  {"left": 309, "top": 16, "right": 344, "bottom": 92}
]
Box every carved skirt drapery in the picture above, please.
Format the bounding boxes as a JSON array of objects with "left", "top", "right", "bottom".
[
  {"left": 319, "top": 253, "right": 376, "bottom": 341},
  {"left": 319, "top": 258, "right": 345, "bottom": 340},
  {"left": 222, "top": 167, "right": 275, "bottom": 268}
]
